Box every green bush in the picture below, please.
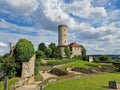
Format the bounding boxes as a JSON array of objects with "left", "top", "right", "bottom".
[
  {"left": 64, "top": 47, "right": 72, "bottom": 58},
  {"left": 36, "top": 50, "right": 45, "bottom": 59},
  {"left": 44, "top": 48, "right": 52, "bottom": 58},
  {"left": 3, "top": 58, "right": 20, "bottom": 78},
  {"left": 3, "top": 53, "right": 10, "bottom": 59},
  {"left": 14, "top": 39, "right": 35, "bottom": 62},
  {"left": 99, "top": 55, "right": 112, "bottom": 62},
  {"left": 34, "top": 58, "right": 41, "bottom": 75}
]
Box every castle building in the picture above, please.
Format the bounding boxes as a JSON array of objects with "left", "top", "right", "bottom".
[
  {"left": 69, "top": 42, "right": 82, "bottom": 58},
  {"left": 58, "top": 24, "right": 82, "bottom": 59}
]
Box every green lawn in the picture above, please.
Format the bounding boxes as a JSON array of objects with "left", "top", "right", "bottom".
[
  {"left": 60, "top": 60, "right": 104, "bottom": 70},
  {"left": 0, "top": 77, "right": 20, "bottom": 90},
  {"left": 43, "top": 73, "right": 120, "bottom": 90},
  {"left": 46, "top": 59, "right": 77, "bottom": 66}
]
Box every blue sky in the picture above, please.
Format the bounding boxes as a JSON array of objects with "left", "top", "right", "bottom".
[{"left": 0, "top": 0, "right": 120, "bottom": 55}]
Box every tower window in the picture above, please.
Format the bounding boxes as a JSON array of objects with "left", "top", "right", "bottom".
[
  {"left": 64, "top": 40, "right": 66, "bottom": 43},
  {"left": 64, "top": 34, "right": 66, "bottom": 37}
]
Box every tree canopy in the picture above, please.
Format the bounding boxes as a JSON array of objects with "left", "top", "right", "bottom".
[
  {"left": 36, "top": 50, "right": 45, "bottom": 58},
  {"left": 81, "top": 45, "right": 87, "bottom": 60},
  {"left": 99, "top": 55, "right": 112, "bottom": 62},
  {"left": 64, "top": 47, "right": 72, "bottom": 58},
  {"left": 14, "top": 39, "right": 35, "bottom": 62},
  {"left": 38, "top": 42, "right": 47, "bottom": 52}
]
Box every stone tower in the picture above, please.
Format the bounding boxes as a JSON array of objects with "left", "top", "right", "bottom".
[{"left": 58, "top": 24, "right": 68, "bottom": 59}]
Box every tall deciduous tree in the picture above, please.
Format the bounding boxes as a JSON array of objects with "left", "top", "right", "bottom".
[
  {"left": 49, "top": 43, "right": 56, "bottom": 51},
  {"left": 38, "top": 42, "right": 47, "bottom": 52},
  {"left": 52, "top": 47, "right": 61, "bottom": 58},
  {"left": 81, "top": 45, "right": 87, "bottom": 61},
  {"left": 44, "top": 48, "right": 52, "bottom": 58},
  {"left": 64, "top": 47, "right": 72, "bottom": 58},
  {"left": 48, "top": 43, "right": 60, "bottom": 58}
]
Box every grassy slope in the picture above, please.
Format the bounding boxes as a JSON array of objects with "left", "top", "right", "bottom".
[
  {"left": 60, "top": 60, "right": 104, "bottom": 70},
  {"left": 0, "top": 77, "right": 20, "bottom": 90},
  {"left": 44, "top": 73, "right": 120, "bottom": 90},
  {"left": 46, "top": 59, "right": 77, "bottom": 66}
]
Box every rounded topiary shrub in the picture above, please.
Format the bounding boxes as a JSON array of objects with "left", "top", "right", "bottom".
[{"left": 14, "top": 39, "right": 35, "bottom": 63}]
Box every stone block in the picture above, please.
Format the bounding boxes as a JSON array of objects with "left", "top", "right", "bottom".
[{"left": 109, "top": 81, "right": 117, "bottom": 89}]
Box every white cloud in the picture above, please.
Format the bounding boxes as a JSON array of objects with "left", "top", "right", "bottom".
[
  {"left": 0, "top": 42, "right": 7, "bottom": 47},
  {"left": 63, "top": 0, "right": 107, "bottom": 19},
  {"left": 5, "top": 0, "right": 39, "bottom": 16},
  {"left": 0, "top": 0, "right": 120, "bottom": 55},
  {"left": 104, "top": 10, "right": 120, "bottom": 25}
]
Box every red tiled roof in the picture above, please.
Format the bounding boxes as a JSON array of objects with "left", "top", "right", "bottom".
[{"left": 69, "top": 42, "right": 81, "bottom": 47}]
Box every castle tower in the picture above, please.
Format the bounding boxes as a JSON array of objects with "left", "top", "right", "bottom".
[{"left": 58, "top": 24, "right": 68, "bottom": 59}]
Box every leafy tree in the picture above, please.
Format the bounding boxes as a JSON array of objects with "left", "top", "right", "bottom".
[
  {"left": 99, "top": 55, "right": 112, "bottom": 62},
  {"left": 81, "top": 45, "right": 87, "bottom": 61},
  {"left": 64, "top": 47, "right": 72, "bottom": 58},
  {"left": 48, "top": 43, "right": 61, "bottom": 58},
  {"left": 36, "top": 50, "right": 45, "bottom": 58},
  {"left": 0, "top": 56, "right": 4, "bottom": 63},
  {"left": 44, "top": 48, "right": 52, "bottom": 58},
  {"left": 73, "top": 55, "right": 82, "bottom": 60},
  {"left": 38, "top": 42, "right": 47, "bottom": 52},
  {"left": 3, "top": 57, "right": 20, "bottom": 78},
  {"left": 49, "top": 43, "right": 57, "bottom": 58},
  {"left": 49, "top": 43, "right": 56, "bottom": 50},
  {"left": 93, "top": 57, "right": 99, "bottom": 62},
  {"left": 52, "top": 47, "right": 61, "bottom": 58},
  {"left": 14, "top": 39, "right": 35, "bottom": 63},
  {"left": 3, "top": 53, "right": 10, "bottom": 59}
]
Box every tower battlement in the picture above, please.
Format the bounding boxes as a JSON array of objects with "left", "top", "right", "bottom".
[{"left": 58, "top": 24, "right": 67, "bottom": 29}]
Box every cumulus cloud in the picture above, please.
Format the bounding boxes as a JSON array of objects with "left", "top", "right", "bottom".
[
  {"left": 5, "top": 0, "right": 39, "bottom": 16},
  {"left": 35, "top": 0, "right": 107, "bottom": 31},
  {"left": 0, "top": 42, "right": 7, "bottom": 47},
  {"left": 0, "top": 0, "right": 120, "bottom": 55},
  {"left": 63, "top": 0, "right": 107, "bottom": 19}
]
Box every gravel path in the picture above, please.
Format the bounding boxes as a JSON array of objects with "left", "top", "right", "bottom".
[
  {"left": 40, "top": 71, "right": 57, "bottom": 80},
  {"left": 15, "top": 84, "right": 39, "bottom": 90}
]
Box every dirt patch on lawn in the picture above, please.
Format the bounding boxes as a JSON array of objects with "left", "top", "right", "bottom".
[{"left": 49, "top": 68, "right": 68, "bottom": 76}]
